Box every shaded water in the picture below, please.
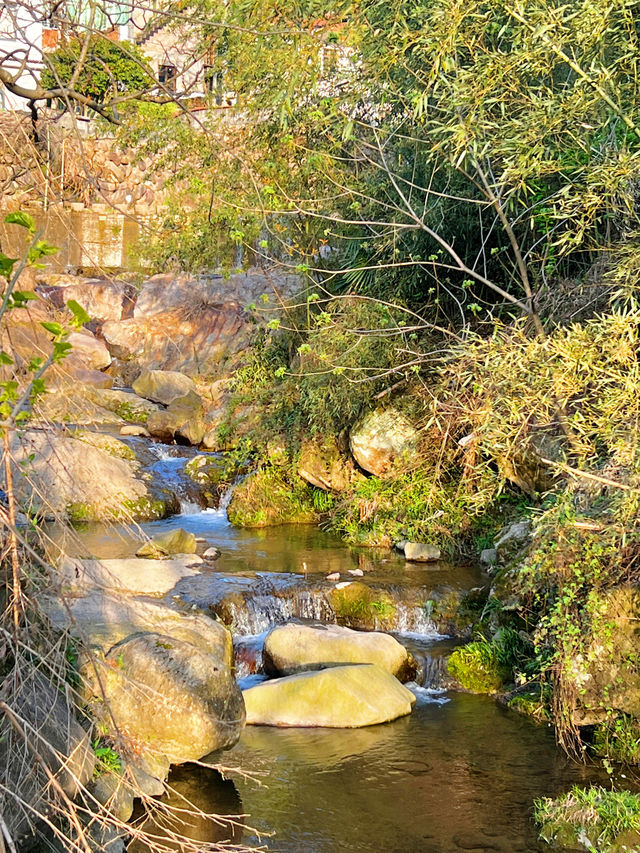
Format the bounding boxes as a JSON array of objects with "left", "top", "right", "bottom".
[{"left": 143, "top": 694, "right": 600, "bottom": 853}]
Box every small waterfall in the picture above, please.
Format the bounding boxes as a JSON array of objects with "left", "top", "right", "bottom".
[
  {"left": 179, "top": 498, "right": 203, "bottom": 515},
  {"left": 218, "top": 487, "right": 233, "bottom": 513},
  {"left": 393, "top": 603, "right": 441, "bottom": 637},
  {"left": 223, "top": 590, "right": 334, "bottom": 636}
]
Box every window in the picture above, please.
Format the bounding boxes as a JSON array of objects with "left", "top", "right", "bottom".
[{"left": 158, "top": 64, "right": 177, "bottom": 92}]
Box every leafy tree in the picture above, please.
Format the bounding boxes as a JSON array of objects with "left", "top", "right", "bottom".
[{"left": 41, "top": 35, "right": 152, "bottom": 105}]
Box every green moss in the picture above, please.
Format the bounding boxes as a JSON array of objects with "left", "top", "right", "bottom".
[
  {"left": 115, "top": 401, "right": 149, "bottom": 424},
  {"left": 447, "top": 638, "right": 510, "bottom": 694},
  {"left": 121, "top": 496, "right": 166, "bottom": 521},
  {"left": 227, "top": 464, "right": 317, "bottom": 527},
  {"left": 67, "top": 501, "right": 93, "bottom": 522},
  {"left": 535, "top": 786, "right": 640, "bottom": 852},
  {"left": 184, "top": 454, "right": 226, "bottom": 486},
  {"left": 328, "top": 582, "right": 396, "bottom": 630},
  {"left": 75, "top": 432, "right": 136, "bottom": 460}
]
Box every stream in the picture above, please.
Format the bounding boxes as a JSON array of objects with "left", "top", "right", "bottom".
[{"left": 50, "top": 439, "right": 601, "bottom": 853}]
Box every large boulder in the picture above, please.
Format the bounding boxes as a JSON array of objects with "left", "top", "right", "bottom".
[
  {"left": 132, "top": 369, "right": 196, "bottom": 405},
  {"left": 58, "top": 555, "right": 203, "bottom": 596},
  {"left": 11, "top": 430, "right": 164, "bottom": 521},
  {"left": 85, "top": 386, "right": 161, "bottom": 423},
  {"left": 37, "top": 275, "right": 131, "bottom": 323},
  {"left": 66, "top": 329, "right": 111, "bottom": 370},
  {"left": 262, "top": 622, "right": 417, "bottom": 681},
  {"left": 83, "top": 632, "right": 245, "bottom": 763},
  {"left": 147, "top": 390, "right": 205, "bottom": 445},
  {"left": 297, "top": 438, "right": 361, "bottom": 492},
  {"left": 42, "top": 590, "right": 233, "bottom": 664},
  {"left": 0, "top": 670, "right": 95, "bottom": 845},
  {"left": 101, "top": 270, "right": 301, "bottom": 375},
  {"left": 349, "top": 408, "right": 418, "bottom": 476},
  {"left": 243, "top": 664, "right": 416, "bottom": 727}
]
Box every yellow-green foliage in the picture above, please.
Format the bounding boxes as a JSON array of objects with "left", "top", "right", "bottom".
[
  {"left": 328, "top": 582, "right": 396, "bottom": 630},
  {"left": 445, "top": 309, "right": 640, "bottom": 480},
  {"left": 535, "top": 786, "right": 640, "bottom": 852},
  {"left": 447, "top": 639, "right": 510, "bottom": 694},
  {"left": 227, "top": 464, "right": 317, "bottom": 527}
]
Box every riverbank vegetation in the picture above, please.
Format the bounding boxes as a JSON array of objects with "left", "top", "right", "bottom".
[{"left": 123, "top": 0, "right": 640, "bottom": 842}]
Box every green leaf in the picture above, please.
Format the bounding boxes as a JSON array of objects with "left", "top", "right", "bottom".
[
  {"left": 5, "top": 211, "right": 35, "bottom": 232},
  {"left": 41, "top": 321, "right": 64, "bottom": 336},
  {"left": 0, "top": 253, "right": 18, "bottom": 278},
  {"left": 0, "top": 351, "right": 13, "bottom": 366},
  {"left": 52, "top": 341, "right": 72, "bottom": 362},
  {"left": 67, "top": 299, "right": 91, "bottom": 328}
]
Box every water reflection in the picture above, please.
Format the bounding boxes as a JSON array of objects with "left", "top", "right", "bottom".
[
  {"left": 129, "top": 764, "right": 243, "bottom": 852},
  {"left": 219, "top": 693, "right": 599, "bottom": 853}
]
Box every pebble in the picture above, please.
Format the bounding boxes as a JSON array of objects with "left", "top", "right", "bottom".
[
  {"left": 326, "top": 572, "right": 340, "bottom": 581},
  {"left": 348, "top": 568, "right": 364, "bottom": 576},
  {"left": 120, "top": 425, "right": 150, "bottom": 437},
  {"left": 203, "top": 547, "right": 221, "bottom": 560}
]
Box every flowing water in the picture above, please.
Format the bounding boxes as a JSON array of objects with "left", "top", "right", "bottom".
[{"left": 49, "top": 438, "right": 605, "bottom": 852}]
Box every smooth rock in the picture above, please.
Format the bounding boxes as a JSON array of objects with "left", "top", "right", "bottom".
[
  {"left": 67, "top": 329, "right": 111, "bottom": 370},
  {"left": 90, "top": 772, "right": 134, "bottom": 822},
  {"left": 327, "top": 572, "right": 340, "bottom": 581},
  {"left": 132, "top": 368, "right": 197, "bottom": 405},
  {"left": 349, "top": 407, "right": 418, "bottom": 477},
  {"left": 263, "top": 622, "right": 417, "bottom": 680},
  {"left": 404, "top": 542, "right": 441, "bottom": 562},
  {"left": 136, "top": 528, "right": 198, "bottom": 559},
  {"left": 86, "top": 387, "right": 161, "bottom": 423},
  {"left": 348, "top": 568, "right": 364, "bottom": 576},
  {"left": 203, "top": 546, "right": 221, "bottom": 560},
  {"left": 58, "top": 555, "right": 202, "bottom": 596},
  {"left": 297, "top": 437, "right": 360, "bottom": 492},
  {"left": 10, "top": 430, "right": 156, "bottom": 521},
  {"left": 83, "top": 632, "right": 246, "bottom": 763},
  {"left": 42, "top": 590, "right": 233, "bottom": 664},
  {"left": 120, "top": 424, "right": 150, "bottom": 437},
  {"left": 243, "top": 664, "right": 416, "bottom": 727}
]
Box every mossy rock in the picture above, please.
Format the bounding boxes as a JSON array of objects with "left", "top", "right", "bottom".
[
  {"left": 505, "top": 687, "right": 552, "bottom": 722},
  {"left": 184, "top": 455, "right": 227, "bottom": 486},
  {"left": 328, "top": 582, "right": 396, "bottom": 630},
  {"left": 74, "top": 431, "right": 136, "bottom": 461},
  {"left": 227, "top": 466, "right": 317, "bottom": 527},
  {"left": 447, "top": 641, "right": 509, "bottom": 694},
  {"left": 136, "top": 528, "right": 198, "bottom": 558}
]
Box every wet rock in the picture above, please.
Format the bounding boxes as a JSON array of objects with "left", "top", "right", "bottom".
[
  {"left": 82, "top": 632, "right": 245, "bottom": 763},
  {"left": 132, "top": 369, "right": 196, "bottom": 405},
  {"left": 59, "top": 554, "right": 202, "bottom": 596},
  {"left": 263, "top": 623, "right": 417, "bottom": 681},
  {"left": 349, "top": 408, "right": 418, "bottom": 476},
  {"left": 42, "top": 590, "right": 233, "bottom": 664},
  {"left": 203, "top": 546, "right": 221, "bottom": 560},
  {"left": 243, "top": 663, "right": 415, "bottom": 727},
  {"left": 136, "top": 528, "right": 198, "bottom": 559},
  {"left": 0, "top": 670, "right": 95, "bottom": 843},
  {"left": 327, "top": 572, "right": 340, "bottom": 581},
  {"left": 328, "top": 581, "right": 396, "bottom": 630},
  {"left": 404, "top": 542, "right": 441, "bottom": 562}
]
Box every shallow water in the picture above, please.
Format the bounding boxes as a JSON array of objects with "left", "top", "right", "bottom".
[
  {"left": 46, "top": 444, "right": 604, "bottom": 851},
  {"left": 147, "top": 693, "right": 600, "bottom": 853}
]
